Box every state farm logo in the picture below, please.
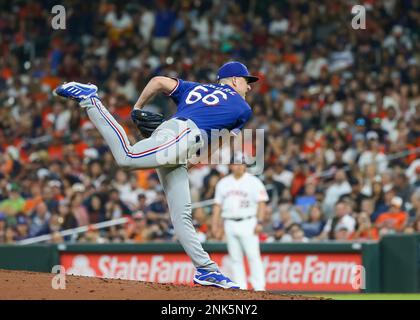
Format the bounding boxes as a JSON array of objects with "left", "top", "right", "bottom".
[
  {"left": 99, "top": 255, "right": 196, "bottom": 282},
  {"left": 64, "top": 254, "right": 231, "bottom": 283},
  {"left": 66, "top": 255, "right": 96, "bottom": 277},
  {"left": 263, "top": 255, "right": 360, "bottom": 285},
  {"left": 61, "top": 252, "right": 364, "bottom": 291}
]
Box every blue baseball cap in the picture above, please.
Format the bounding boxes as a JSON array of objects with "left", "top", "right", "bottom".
[
  {"left": 273, "top": 221, "right": 284, "bottom": 231},
  {"left": 16, "top": 215, "right": 28, "bottom": 225},
  {"left": 355, "top": 118, "right": 366, "bottom": 126},
  {"left": 217, "top": 61, "right": 259, "bottom": 83}
]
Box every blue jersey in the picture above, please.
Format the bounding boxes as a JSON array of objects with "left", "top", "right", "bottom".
[{"left": 168, "top": 79, "right": 252, "bottom": 139}]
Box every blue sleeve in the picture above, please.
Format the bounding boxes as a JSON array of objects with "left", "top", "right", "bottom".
[
  {"left": 231, "top": 107, "right": 252, "bottom": 135},
  {"left": 166, "top": 79, "right": 198, "bottom": 105}
]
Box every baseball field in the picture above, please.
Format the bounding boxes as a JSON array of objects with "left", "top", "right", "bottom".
[
  {"left": 0, "top": 269, "right": 323, "bottom": 300},
  {"left": 6, "top": 268, "right": 417, "bottom": 301}
]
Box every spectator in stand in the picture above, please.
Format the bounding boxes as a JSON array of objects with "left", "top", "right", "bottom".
[
  {"left": 86, "top": 160, "right": 107, "bottom": 189},
  {"left": 278, "top": 195, "right": 303, "bottom": 223},
  {"left": 145, "top": 191, "right": 171, "bottom": 240},
  {"left": 359, "top": 197, "right": 376, "bottom": 223},
  {"left": 358, "top": 131, "right": 388, "bottom": 174},
  {"left": 42, "top": 184, "right": 60, "bottom": 214},
  {"left": 393, "top": 172, "right": 412, "bottom": 204},
  {"left": 281, "top": 224, "right": 309, "bottom": 243},
  {"left": 48, "top": 180, "right": 65, "bottom": 202},
  {"left": 29, "top": 201, "right": 51, "bottom": 237},
  {"left": 262, "top": 166, "right": 285, "bottom": 203},
  {"left": 370, "top": 117, "right": 388, "bottom": 144},
  {"left": 69, "top": 188, "right": 89, "bottom": 226},
  {"left": 133, "top": 193, "right": 148, "bottom": 213},
  {"left": 146, "top": 191, "right": 168, "bottom": 223},
  {"left": 375, "top": 196, "right": 408, "bottom": 233},
  {"left": 318, "top": 200, "right": 356, "bottom": 241},
  {"left": 381, "top": 106, "right": 399, "bottom": 137},
  {"left": 104, "top": 188, "right": 133, "bottom": 220},
  {"left": 272, "top": 161, "right": 294, "bottom": 189},
  {"left": 328, "top": 144, "right": 348, "bottom": 170},
  {"left": 14, "top": 215, "right": 30, "bottom": 241},
  {"left": 112, "top": 169, "right": 138, "bottom": 210},
  {"left": 301, "top": 203, "right": 326, "bottom": 239},
  {"left": 370, "top": 183, "right": 392, "bottom": 222},
  {"left": 78, "top": 225, "right": 108, "bottom": 244},
  {"left": 57, "top": 201, "right": 78, "bottom": 241},
  {"left": 270, "top": 205, "right": 295, "bottom": 242},
  {"left": 126, "top": 211, "right": 150, "bottom": 243},
  {"left": 200, "top": 172, "right": 221, "bottom": 202},
  {"left": 3, "top": 227, "right": 16, "bottom": 244},
  {"left": 406, "top": 161, "right": 420, "bottom": 185},
  {"left": 104, "top": 3, "right": 134, "bottom": 43},
  {"left": 349, "top": 211, "right": 379, "bottom": 241},
  {"left": 152, "top": 2, "right": 176, "bottom": 53},
  {"left": 294, "top": 179, "right": 317, "bottom": 216},
  {"left": 354, "top": 118, "right": 367, "bottom": 139},
  {"left": 340, "top": 177, "right": 368, "bottom": 213},
  {"left": 322, "top": 169, "right": 352, "bottom": 217},
  {"left": 85, "top": 194, "right": 106, "bottom": 224},
  {"left": 0, "top": 183, "right": 25, "bottom": 225},
  {"left": 290, "top": 159, "right": 310, "bottom": 198},
  {"left": 143, "top": 173, "right": 160, "bottom": 205},
  {"left": 23, "top": 180, "right": 44, "bottom": 215},
  {"left": 35, "top": 214, "right": 62, "bottom": 237},
  {"left": 334, "top": 226, "right": 351, "bottom": 241},
  {"left": 106, "top": 223, "right": 128, "bottom": 243},
  {"left": 360, "top": 163, "right": 377, "bottom": 197},
  {"left": 370, "top": 177, "right": 385, "bottom": 204},
  {"left": 49, "top": 231, "right": 64, "bottom": 244},
  {"left": 267, "top": 221, "right": 285, "bottom": 242}
]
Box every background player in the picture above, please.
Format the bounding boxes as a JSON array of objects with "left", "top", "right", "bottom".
[
  {"left": 53, "top": 61, "right": 259, "bottom": 289},
  {"left": 212, "top": 157, "right": 269, "bottom": 291}
]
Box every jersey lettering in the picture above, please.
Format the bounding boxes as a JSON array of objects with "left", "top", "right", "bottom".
[{"left": 185, "top": 85, "right": 228, "bottom": 106}]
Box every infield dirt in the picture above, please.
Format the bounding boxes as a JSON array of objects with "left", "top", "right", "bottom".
[{"left": 0, "top": 269, "right": 323, "bottom": 300}]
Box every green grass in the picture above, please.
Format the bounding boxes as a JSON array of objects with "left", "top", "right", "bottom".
[{"left": 310, "top": 293, "right": 420, "bottom": 300}]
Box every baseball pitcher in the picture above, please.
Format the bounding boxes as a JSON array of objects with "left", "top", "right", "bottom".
[
  {"left": 212, "top": 161, "right": 268, "bottom": 291},
  {"left": 53, "top": 61, "right": 258, "bottom": 289}
]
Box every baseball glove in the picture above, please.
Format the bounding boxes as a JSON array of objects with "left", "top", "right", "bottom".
[{"left": 131, "top": 109, "right": 164, "bottom": 138}]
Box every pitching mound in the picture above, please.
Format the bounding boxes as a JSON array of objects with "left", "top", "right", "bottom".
[{"left": 0, "top": 269, "right": 322, "bottom": 300}]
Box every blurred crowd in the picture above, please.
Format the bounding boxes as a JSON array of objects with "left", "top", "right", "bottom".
[{"left": 0, "top": 0, "right": 420, "bottom": 244}]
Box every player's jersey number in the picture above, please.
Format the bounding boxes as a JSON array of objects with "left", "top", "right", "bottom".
[
  {"left": 239, "top": 200, "right": 250, "bottom": 208},
  {"left": 185, "top": 85, "right": 227, "bottom": 106}
]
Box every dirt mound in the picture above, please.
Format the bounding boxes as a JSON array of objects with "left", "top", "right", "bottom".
[{"left": 0, "top": 269, "right": 322, "bottom": 300}]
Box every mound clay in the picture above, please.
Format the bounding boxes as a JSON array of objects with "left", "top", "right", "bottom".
[{"left": 0, "top": 269, "right": 322, "bottom": 300}]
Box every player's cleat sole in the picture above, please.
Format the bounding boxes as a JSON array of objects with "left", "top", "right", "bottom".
[
  {"left": 193, "top": 269, "right": 240, "bottom": 289},
  {"left": 53, "top": 81, "right": 98, "bottom": 103}
]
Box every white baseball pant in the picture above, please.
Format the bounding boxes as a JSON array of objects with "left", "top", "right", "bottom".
[
  {"left": 81, "top": 97, "right": 218, "bottom": 271},
  {"left": 224, "top": 217, "right": 266, "bottom": 291}
]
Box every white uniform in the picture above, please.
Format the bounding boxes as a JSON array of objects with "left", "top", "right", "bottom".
[{"left": 214, "top": 172, "right": 269, "bottom": 291}]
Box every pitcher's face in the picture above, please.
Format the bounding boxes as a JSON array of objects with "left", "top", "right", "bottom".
[{"left": 231, "top": 77, "right": 252, "bottom": 98}]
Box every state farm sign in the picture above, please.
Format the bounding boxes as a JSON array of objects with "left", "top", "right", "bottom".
[{"left": 60, "top": 252, "right": 362, "bottom": 292}]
